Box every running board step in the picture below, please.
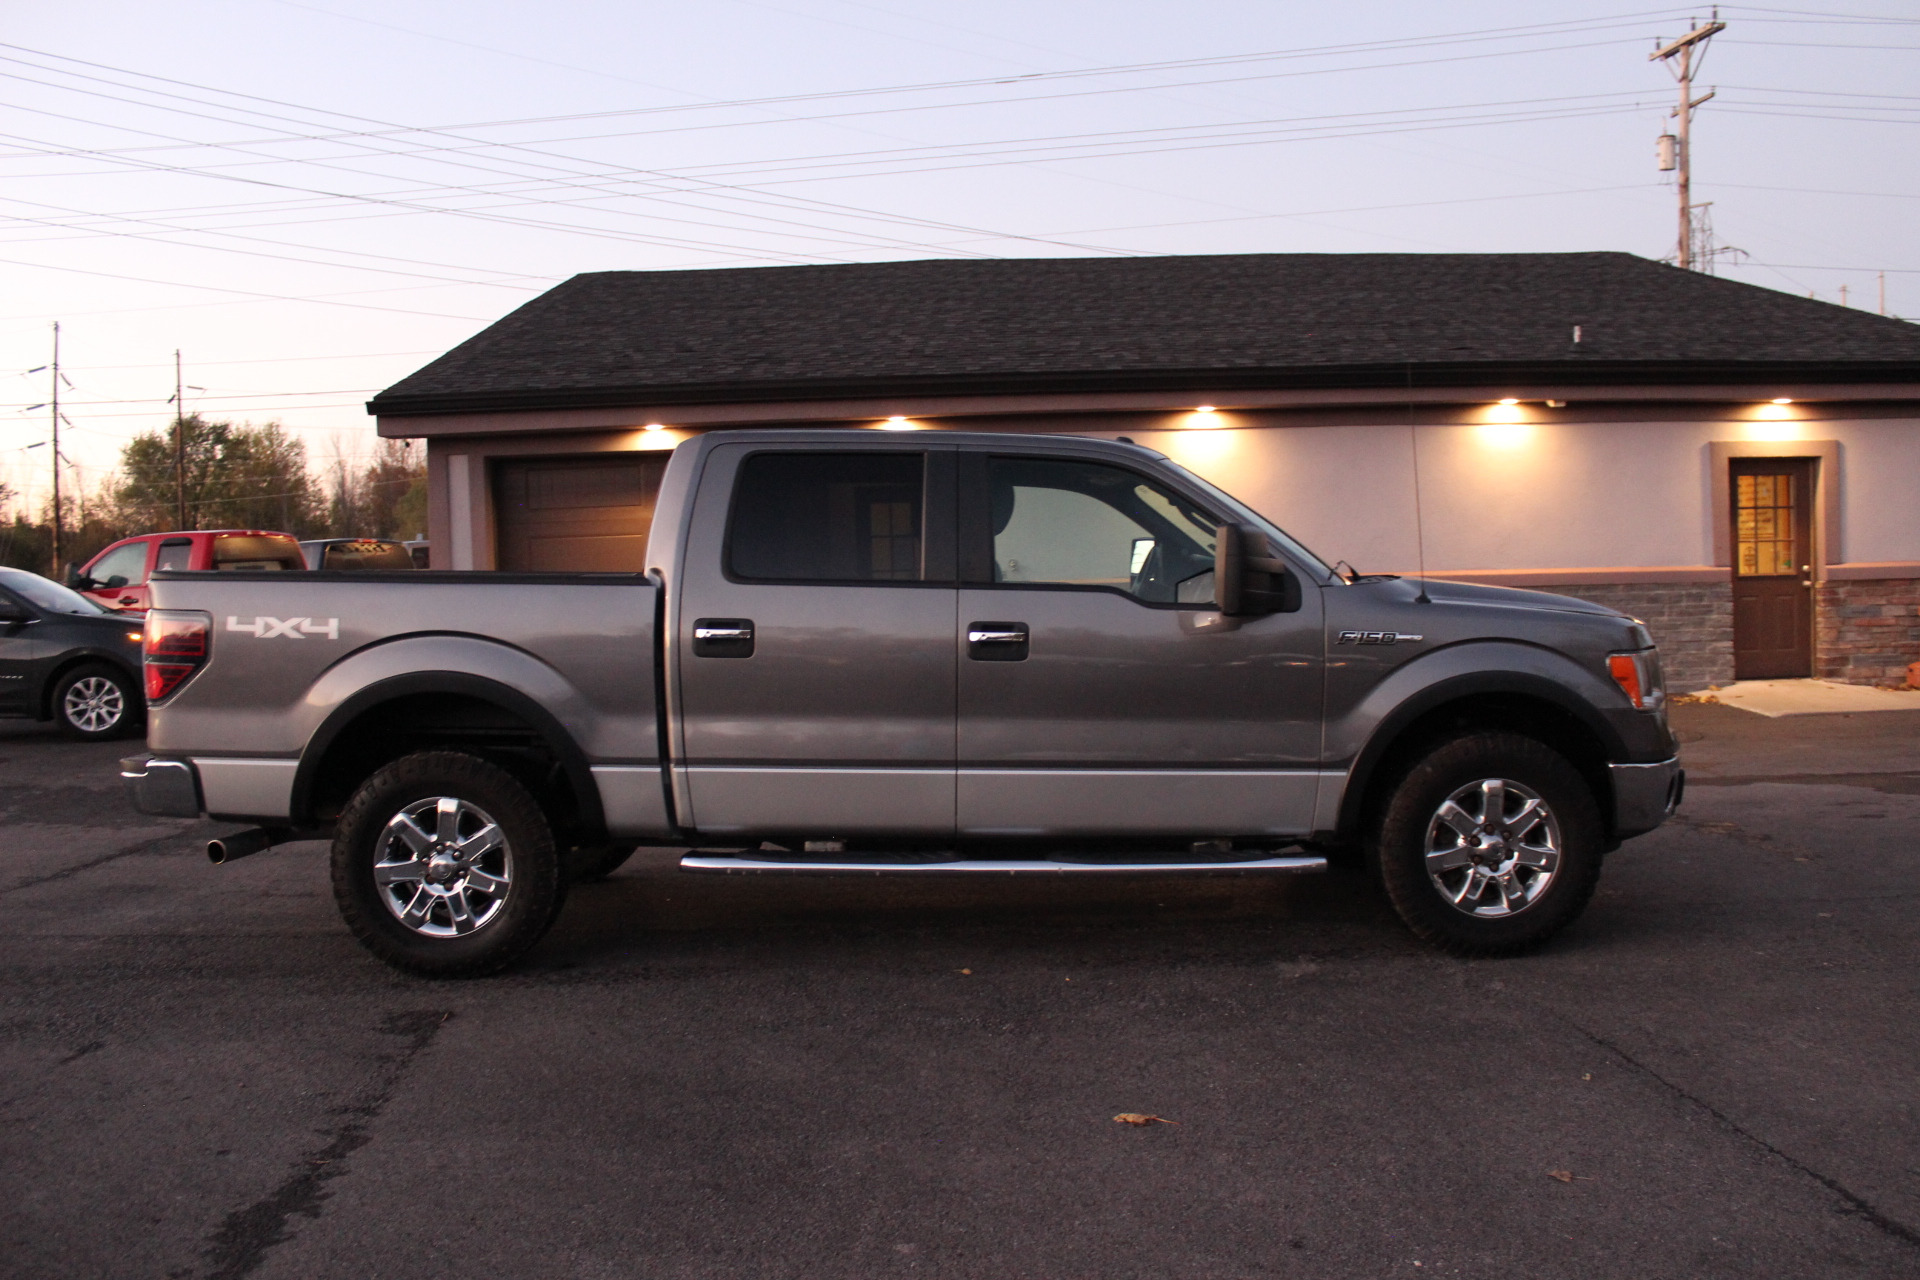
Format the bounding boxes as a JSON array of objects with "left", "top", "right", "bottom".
[{"left": 679, "top": 854, "right": 1327, "bottom": 875}]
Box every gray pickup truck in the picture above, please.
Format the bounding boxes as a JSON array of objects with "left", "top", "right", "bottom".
[{"left": 124, "top": 429, "right": 1680, "bottom": 975}]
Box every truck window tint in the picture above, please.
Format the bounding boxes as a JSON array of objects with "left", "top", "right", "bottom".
[
  {"left": 213, "top": 534, "right": 303, "bottom": 571},
  {"left": 321, "top": 541, "right": 414, "bottom": 571},
  {"left": 728, "top": 453, "right": 924, "bottom": 582},
  {"left": 153, "top": 540, "right": 192, "bottom": 572},
  {"left": 988, "top": 458, "right": 1219, "bottom": 605},
  {"left": 88, "top": 541, "right": 149, "bottom": 588}
]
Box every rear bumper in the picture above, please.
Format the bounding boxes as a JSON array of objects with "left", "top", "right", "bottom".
[
  {"left": 121, "top": 754, "right": 203, "bottom": 818},
  {"left": 1609, "top": 757, "right": 1683, "bottom": 839}
]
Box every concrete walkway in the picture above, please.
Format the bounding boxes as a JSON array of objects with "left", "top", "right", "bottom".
[{"left": 1698, "top": 677, "right": 1920, "bottom": 718}]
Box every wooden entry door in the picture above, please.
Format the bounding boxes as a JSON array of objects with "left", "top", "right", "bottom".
[
  {"left": 493, "top": 454, "right": 666, "bottom": 571},
  {"left": 1731, "top": 458, "right": 1814, "bottom": 679}
]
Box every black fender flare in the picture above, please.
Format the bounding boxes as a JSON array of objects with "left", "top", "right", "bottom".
[
  {"left": 290, "top": 670, "right": 605, "bottom": 835},
  {"left": 1334, "top": 669, "right": 1626, "bottom": 840}
]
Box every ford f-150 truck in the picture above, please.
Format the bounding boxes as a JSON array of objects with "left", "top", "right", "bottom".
[{"left": 122, "top": 430, "right": 1680, "bottom": 976}]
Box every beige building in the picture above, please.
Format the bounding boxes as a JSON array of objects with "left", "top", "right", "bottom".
[{"left": 370, "top": 252, "right": 1920, "bottom": 691}]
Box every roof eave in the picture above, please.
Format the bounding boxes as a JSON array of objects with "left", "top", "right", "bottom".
[{"left": 366, "top": 358, "right": 1920, "bottom": 418}]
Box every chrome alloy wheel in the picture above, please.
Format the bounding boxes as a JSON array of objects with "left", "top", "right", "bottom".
[
  {"left": 1423, "top": 777, "right": 1561, "bottom": 917},
  {"left": 373, "top": 796, "right": 513, "bottom": 937},
  {"left": 62, "top": 676, "right": 125, "bottom": 734}
]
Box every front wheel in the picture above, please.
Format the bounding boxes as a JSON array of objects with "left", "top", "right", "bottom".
[
  {"left": 1371, "top": 732, "right": 1603, "bottom": 957},
  {"left": 53, "top": 663, "right": 142, "bottom": 741},
  {"left": 331, "top": 752, "right": 566, "bottom": 977}
]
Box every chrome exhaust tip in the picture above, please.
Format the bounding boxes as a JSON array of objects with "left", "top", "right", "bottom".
[{"left": 207, "top": 827, "right": 276, "bottom": 865}]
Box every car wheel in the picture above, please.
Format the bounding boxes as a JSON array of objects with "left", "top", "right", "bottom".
[
  {"left": 1371, "top": 732, "right": 1603, "bottom": 957},
  {"left": 568, "top": 842, "right": 637, "bottom": 883},
  {"left": 53, "top": 664, "right": 142, "bottom": 741},
  {"left": 331, "top": 751, "right": 566, "bottom": 977}
]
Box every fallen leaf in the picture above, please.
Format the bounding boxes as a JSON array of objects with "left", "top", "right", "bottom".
[
  {"left": 958, "top": 968, "right": 972, "bottom": 975},
  {"left": 1581, "top": 1073, "right": 1592, "bottom": 1081},
  {"left": 1546, "top": 1170, "right": 1590, "bottom": 1183},
  {"left": 1114, "top": 1113, "right": 1178, "bottom": 1126}
]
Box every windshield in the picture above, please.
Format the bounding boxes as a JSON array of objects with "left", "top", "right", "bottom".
[
  {"left": 0, "top": 567, "right": 108, "bottom": 615},
  {"left": 1159, "top": 461, "right": 1338, "bottom": 583}
]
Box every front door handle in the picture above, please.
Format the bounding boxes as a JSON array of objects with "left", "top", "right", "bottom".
[
  {"left": 692, "top": 618, "right": 754, "bottom": 658},
  {"left": 967, "top": 621, "right": 1028, "bottom": 661}
]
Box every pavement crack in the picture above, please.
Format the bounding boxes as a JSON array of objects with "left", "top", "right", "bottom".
[
  {"left": 57, "top": 1040, "right": 105, "bottom": 1065},
  {"left": 0, "top": 826, "right": 195, "bottom": 897},
  {"left": 1566, "top": 1020, "right": 1920, "bottom": 1251},
  {"left": 198, "top": 1010, "right": 452, "bottom": 1280}
]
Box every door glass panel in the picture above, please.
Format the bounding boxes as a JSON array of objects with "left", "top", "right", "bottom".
[
  {"left": 1734, "top": 470, "right": 1796, "bottom": 577},
  {"left": 987, "top": 458, "right": 1218, "bottom": 604},
  {"left": 88, "top": 541, "right": 148, "bottom": 587},
  {"left": 153, "top": 541, "right": 192, "bottom": 572},
  {"left": 728, "top": 453, "right": 924, "bottom": 582}
]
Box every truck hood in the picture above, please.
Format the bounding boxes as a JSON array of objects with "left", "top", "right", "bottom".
[{"left": 1414, "top": 577, "right": 1626, "bottom": 619}]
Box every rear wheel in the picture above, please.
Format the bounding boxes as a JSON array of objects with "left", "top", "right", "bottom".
[
  {"left": 52, "top": 663, "right": 142, "bottom": 741},
  {"left": 1371, "top": 732, "right": 1603, "bottom": 956},
  {"left": 331, "top": 751, "right": 565, "bottom": 977}
]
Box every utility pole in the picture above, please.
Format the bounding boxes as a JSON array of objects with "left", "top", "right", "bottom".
[
  {"left": 48, "top": 321, "right": 61, "bottom": 577},
  {"left": 1651, "top": 11, "right": 1726, "bottom": 270},
  {"left": 174, "top": 349, "right": 188, "bottom": 529},
  {"left": 1880, "top": 271, "right": 1888, "bottom": 316}
]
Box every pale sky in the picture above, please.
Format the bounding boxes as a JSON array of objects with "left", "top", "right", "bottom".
[{"left": 2, "top": 1, "right": 1915, "bottom": 512}]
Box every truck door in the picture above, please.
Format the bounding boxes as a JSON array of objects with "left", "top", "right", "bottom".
[
  {"left": 672, "top": 443, "right": 956, "bottom": 837},
  {"left": 79, "top": 538, "right": 154, "bottom": 613},
  {"left": 955, "top": 451, "right": 1325, "bottom": 838}
]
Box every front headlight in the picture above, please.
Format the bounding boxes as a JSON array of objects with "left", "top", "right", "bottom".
[{"left": 1607, "top": 649, "right": 1665, "bottom": 711}]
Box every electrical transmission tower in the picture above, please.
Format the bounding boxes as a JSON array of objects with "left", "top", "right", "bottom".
[{"left": 1651, "top": 11, "right": 1727, "bottom": 271}]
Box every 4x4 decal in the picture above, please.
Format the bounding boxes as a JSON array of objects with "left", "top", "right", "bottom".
[{"left": 227, "top": 615, "right": 339, "bottom": 640}]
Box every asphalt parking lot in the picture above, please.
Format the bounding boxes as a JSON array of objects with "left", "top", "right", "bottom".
[{"left": 4, "top": 703, "right": 1919, "bottom": 1279}]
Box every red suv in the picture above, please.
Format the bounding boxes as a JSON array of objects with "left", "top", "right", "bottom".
[{"left": 71, "top": 530, "right": 306, "bottom": 614}]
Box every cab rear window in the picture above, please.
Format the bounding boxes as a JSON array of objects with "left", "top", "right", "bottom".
[
  {"left": 320, "top": 540, "right": 414, "bottom": 571},
  {"left": 213, "top": 534, "right": 304, "bottom": 571}
]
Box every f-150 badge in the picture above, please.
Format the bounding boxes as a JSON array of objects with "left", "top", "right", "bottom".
[
  {"left": 227, "top": 616, "right": 340, "bottom": 640},
  {"left": 1336, "top": 631, "right": 1423, "bottom": 645}
]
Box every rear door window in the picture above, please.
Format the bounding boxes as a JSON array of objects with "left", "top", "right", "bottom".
[
  {"left": 213, "top": 534, "right": 304, "bottom": 571},
  {"left": 153, "top": 539, "right": 193, "bottom": 573},
  {"left": 727, "top": 452, "right": 925, "bottom": 583}
]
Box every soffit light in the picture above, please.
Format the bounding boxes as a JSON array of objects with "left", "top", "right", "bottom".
[
  {"left": 642, "top": 422, "right": 666, "bottom": 431},
  {"left": 1771, "top": 398, "right": 1793, "bottom": 405},
  {"left": 1496, "top": 398, "right": 1520, "bottom": 406}
]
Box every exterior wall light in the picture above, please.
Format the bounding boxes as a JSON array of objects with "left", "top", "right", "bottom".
[
  {"left": 642, "top": 422, "right": 666, "bottom": 432},
  {"left": 1476, "top": 422, "right": 1534, "bottom": 448},
  {"left": 1771, "top": 398, "right": 1793, "bottom": 405},
  {"left": 878, "top": 416, "right": 918, "bottom": 430},
  {"left": 1195, "top": 405, "right": 1217, "bottom": 413},
  {"left": 1497, "top": 398, "right": 1520, "bottom": 406}
]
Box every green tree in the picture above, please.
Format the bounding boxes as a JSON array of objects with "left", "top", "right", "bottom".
[
  {"left": 115, "top": 415, "right": 325, "bottom": 535},
  {"left": 323, "top": 437, "right": 426, "bottom": 539}
]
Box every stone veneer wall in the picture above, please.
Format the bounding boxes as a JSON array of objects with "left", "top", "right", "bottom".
[
  {"left": 1816, "top": 577, "right": 1920, "bottom": 687},
  {"left": 1531, "top": 581, "right": 1735, "bottom": 694}
]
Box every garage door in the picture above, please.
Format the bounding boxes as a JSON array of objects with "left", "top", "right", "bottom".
[{"left": 493, "top": 454, "right": 667, "bottom": 571}]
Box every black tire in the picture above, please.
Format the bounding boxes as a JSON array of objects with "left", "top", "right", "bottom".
[
  {"left": 568, "top": 842, "right": 637, "bottom": 883},
  {"left": 52, "top": 663, "right": 142, "bottom": 741},
  {"left": 330, "top": 751, "right": 566, "bottom": 977},
  {"left": 1370, "top": 732, "right": 1603, "bottom": 957}
]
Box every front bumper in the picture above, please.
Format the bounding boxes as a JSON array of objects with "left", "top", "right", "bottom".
[
  {"left": 1609, "top": 757, "right": 1683, "bottom": 839},
  {"left": 120, "top": 754, "right": 202, "bottom": 818}
]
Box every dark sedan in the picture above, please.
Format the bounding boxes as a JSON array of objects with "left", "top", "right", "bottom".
[{"left": 0, "top": 567, "right": 147, "bottom": 740}]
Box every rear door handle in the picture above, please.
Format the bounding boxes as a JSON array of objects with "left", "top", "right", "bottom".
[
  {"left": 692, "top": 618, "right": 754, "bottom": 658},
  {"left": 967, "top": 621, "right": 1028, "bottom": 661}
]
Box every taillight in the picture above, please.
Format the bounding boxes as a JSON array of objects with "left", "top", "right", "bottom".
[
  {"left": 1608, "top": 650, "right": 1663, "bottom": 711},
  {"left": 145, "top": 610, "right": 210, "bottom": 702}
]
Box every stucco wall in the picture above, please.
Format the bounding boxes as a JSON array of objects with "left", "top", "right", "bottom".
[{"left": 1121, "top": 411, "right": 1920, "bottom": 578}]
